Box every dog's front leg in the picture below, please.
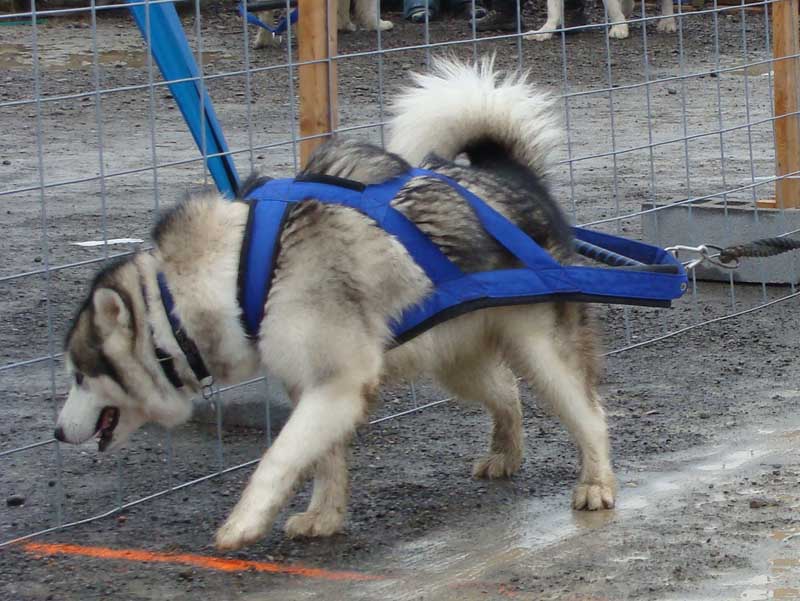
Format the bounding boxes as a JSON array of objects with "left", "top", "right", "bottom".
[
  {"left": 656, "top": 0, "right": 676, "bottom": 33},
  {"left": 214, "top": 379, "right": 368, "bottom": 551},
  {"left": 354, "top": 0, "right": 394, "bottom": 31},
  {"left": 524, "top": 0, "right": 562, "bottom": 41},
  {"left": 604, "top": 0, "right": 629, "bottom": 39},
  {"left": 337, "top": 0, "right": 357, "bottom": 31}
]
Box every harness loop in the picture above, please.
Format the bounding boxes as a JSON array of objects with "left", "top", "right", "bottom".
[{"left": 667, "top": 244, "right": 740, "bottom": 271}]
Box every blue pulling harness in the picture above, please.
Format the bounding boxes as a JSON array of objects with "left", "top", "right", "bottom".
[{"left": 237, "top": 169, "right": 688, "bottom": 345}]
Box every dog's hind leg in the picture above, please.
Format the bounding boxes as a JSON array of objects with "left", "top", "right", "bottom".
[
  {"left": 436, "top": 359, "right": 523, "bottom": 479},
  {"left": 338, "top": 0, "right": 357, "bottom": 31},
  {"left": 525, "top": 0, "right": 562, "bottom": 41},
  {"left": 656, "top": 0, "right": 676, "bottom": 33},
  {"left": 504, "top": 308, "right": 616, "bottom": 510},
  {"left": 284, "top": 442, "right": 349, "bottom": 538},
  {"left": 215, "top": 376, "right": 373, "bottom": 550},
  {"left": 604, "top": 0, "right": 630, "bottom": 38},
  {"left": 354, "top": 0, "right": 393, "bottom": 31}
]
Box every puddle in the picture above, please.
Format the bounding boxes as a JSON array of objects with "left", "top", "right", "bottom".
[
  {"left": 696, "top": 448, "right": 768, "bottom": 472},
  {"left": 368, "top": 418, "right": 800, "bottom": 601},
  {"left": 741, "top": 589, "right": 770, "bottom": 601},
  {"left": 772, "top": 559, "right": 800, "bottom": 571},
  {"left": 771, "top": 529, "right": 800, "bottom": 543},
  {"left": 0, "top": 42, "right": 224, "bottom": 70}
]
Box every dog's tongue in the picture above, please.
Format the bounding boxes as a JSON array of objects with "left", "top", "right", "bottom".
[{"left": 99, "top": 407, "right": 116, "bottom": 431}]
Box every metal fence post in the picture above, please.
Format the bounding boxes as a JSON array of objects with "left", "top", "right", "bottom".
[
  {"left": 298, "top": 0, "right": 338, "bottom": 167},
  {"left": 773, "top": 0, "right": 800, "bottom": 208}
]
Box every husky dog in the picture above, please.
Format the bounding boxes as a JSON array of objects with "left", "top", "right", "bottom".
[
  {"left": 527, "top": 0, "right": 677, "bottom": 41},
  {"left": 56, "top": 58, "right": 616, "bottom": 551},
  {"left": 254, "top": 0, "right": 392, "bottom": 49}
]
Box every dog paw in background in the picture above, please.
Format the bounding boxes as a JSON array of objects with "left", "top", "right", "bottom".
[
  {"left": 252, "top": 0, "right": 392, "bottom": 48},
  {"left": 253, "top": 10, "right": 284, "bottom": 49},
  {"left": 527, "top": 0, "right": 678, "bottom": 41},
  {"left": 607, "top": 22, "right": 629, "bottom": 39},
  {"left": 351, "top": 0, "right": 394, "bottom": 31}
]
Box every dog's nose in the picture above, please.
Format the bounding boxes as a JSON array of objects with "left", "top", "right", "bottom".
[{"left": 53, "top": 426, "right": 66, "bottom": 442}]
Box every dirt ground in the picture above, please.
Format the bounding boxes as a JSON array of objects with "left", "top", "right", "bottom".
[{"left": 1, "top": 3, "right": 798, "bottom": 600}]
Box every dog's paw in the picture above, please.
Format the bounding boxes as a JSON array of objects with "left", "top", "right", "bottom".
[
  {"left": 608, "top": 23, "right": 629, "bottom": 39},
  {"left": 215, "top": 509, "right": 270, "bottom": 551},
  {"left": 473, "top": 451, "right": 522, "bottom": 479},
  {"left": 284, "top": 510, "right": 344, "bottom": 539},
  {"left": 657, "top": 17, "right": 677, "bottom": 33},
  {"left": 524, "top": 26, "right": 556, "bottom": 41},
  {"left": 572, "top": 480, "right": 616, "bottom": 511},
  {"left": 338, "top": 20, "right": 357, "bottom": 32},
  {"left": 355, "top": 18, "right": 394, "bottom": 31}
]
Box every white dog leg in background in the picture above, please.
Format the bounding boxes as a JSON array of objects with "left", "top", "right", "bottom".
[
  {"left": 511, "top": 331, "right": 616, "bottom": 511},
  {"left": 525, "top": 0, "right": 563, "bottom": 41},
  {"left": 605, "top": 0, "right": 630, "bottom": 39},
  {"left": 284, "top": 442, "right": 349, "bottom": 538},
  {"left": 338, "top": 0, "right": 357, "bottom": 31},
  {"left": 215, "top": 378, "right": 369, "bottom": 550},
  {"left": 354, "top": 0, "right": 394, "bottom": 31},
  {"left": 657, "top": 0, "right": 677, "bottom": 33},
  {"left": 620, "top": 0, "right": 634, "bottom": 17},
  {"left": 253, "top": 11, "right": 283, "bottom": 49}
]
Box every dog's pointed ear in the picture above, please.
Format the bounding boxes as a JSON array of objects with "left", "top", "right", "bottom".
[{"left": 93, "top": 288, "right": 130, "bottom": 336}]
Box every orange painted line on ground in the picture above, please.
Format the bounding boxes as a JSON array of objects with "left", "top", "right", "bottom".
[{"left": 21, "top": 542, "right": 383, "bottom": 582}]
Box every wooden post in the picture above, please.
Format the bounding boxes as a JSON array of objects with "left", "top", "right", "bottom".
[
  {"left": 298, "top": 0, "right": 338, "bottom": 168},
  {"left": 773, "top": 0, "right": 800, "bottom": 209}
]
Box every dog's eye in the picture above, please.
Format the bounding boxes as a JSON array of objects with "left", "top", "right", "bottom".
[{"left": 74, "top": 372, "right": 84, "bottom": 386}]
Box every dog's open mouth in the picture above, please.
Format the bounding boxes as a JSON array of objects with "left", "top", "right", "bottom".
[{"left": 95, "top": 406, "right": 119, "bottom": 452}]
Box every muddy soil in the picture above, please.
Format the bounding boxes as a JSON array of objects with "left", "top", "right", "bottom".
[{"left": 1, "top": 4, "right": 798, "bottom": 600}]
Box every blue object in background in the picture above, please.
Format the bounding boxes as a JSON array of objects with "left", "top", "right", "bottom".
[
  {"left": 238, "top": 3, "right": 298, "bottom": 34},
  {"left": 126, "top": 0, "right": 239, "bottom": 197}
]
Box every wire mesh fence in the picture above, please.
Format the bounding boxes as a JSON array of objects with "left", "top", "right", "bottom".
[{"left": 0, "top": 0, "right": 798, "bottom": 548}]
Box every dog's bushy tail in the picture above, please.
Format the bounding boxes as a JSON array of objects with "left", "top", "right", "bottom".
[{"left": 387, "top": 56, "right": 560, "bottom": 177}]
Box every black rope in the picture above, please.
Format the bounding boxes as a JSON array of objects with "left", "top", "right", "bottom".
[
  {"left": 719, "top": 237, "right": 800, "bottom": 264},
  {"left": 574, "top": 239, "right": 644, "bottom": 267}
]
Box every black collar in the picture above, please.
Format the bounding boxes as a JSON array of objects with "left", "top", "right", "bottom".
[{"left": 144, "top": 274, "right": 214, "bottom": 392}]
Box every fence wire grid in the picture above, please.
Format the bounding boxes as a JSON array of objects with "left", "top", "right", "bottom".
[{"left": 1, "top": 0, "right": 798, "bottom": 548}]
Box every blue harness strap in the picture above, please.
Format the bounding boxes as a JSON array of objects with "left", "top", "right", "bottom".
[
  {"left": 238, "top": 170, "right": 688, "bottom": 343},
  {"left": 237, "top": 197, "right": 291, "bottom": 337},
  {"left": 239, "top": 4, "right": 298, "bottom": 34}
]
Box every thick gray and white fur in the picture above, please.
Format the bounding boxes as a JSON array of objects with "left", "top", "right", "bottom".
[
  {"left": 526, "top": 0, "right": 676, "bottom": 41},
  {"left": 56, "top": 57, "right": 616, "bottom": 551}
]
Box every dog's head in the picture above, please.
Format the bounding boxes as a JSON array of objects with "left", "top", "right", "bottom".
[{"left": 56, "top": 256, "right": 193, "bottom": 452}]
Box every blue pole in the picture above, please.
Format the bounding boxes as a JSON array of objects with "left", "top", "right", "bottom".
[{"left": 127, "top": 0, "right": 240, "bottom": 197}]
